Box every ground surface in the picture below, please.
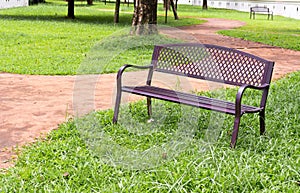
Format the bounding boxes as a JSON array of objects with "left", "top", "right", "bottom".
[{"left": 1, "top": 18, "right": 300, "bottom": 169}]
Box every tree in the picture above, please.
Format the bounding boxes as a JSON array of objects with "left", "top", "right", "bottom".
[
  {"left": 161, "top": 0, "right": 179, "bottom": 23},
  {"left": 67, "top": 0, "right": 92, "bottom": 19},
  {"left": 67, "top": 0, "right": 75, "bottom": 19},
  {"left": 130, "top": 0, "right": 158, "bottom": 35},
  {"left": 202, "top": 0, "right": 208, "bottom": 10},
  {"left": 169, "top": 0, "right": 179, "bottom": 20},
  {"left": 87, "top": 0, "right": 93, "bottom": 5},
  {"left": 114, "top": 0, "right": 121, "bottom": 23}
]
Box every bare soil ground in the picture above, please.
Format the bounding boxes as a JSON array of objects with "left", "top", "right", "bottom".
[{"left": 1, "top": 18, "right": 300, "bottom": 169}]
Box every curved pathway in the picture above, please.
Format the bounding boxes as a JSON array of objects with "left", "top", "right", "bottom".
[{"left": 1, "top": 18, "right": 300, "bottom": 169}]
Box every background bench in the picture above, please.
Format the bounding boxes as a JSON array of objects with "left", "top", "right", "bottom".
[
  {"left": 113, "top": 43, "right": 274, "bottom": 148},
  {"left": 250, "top": 6, "right": 273, "bottom": 20}
]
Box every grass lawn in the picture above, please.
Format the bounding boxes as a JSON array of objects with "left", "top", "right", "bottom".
[
  {"left": 0, "top": 70, "right": 299, "bottom": 192},
  {"left": 0, "top": 1, "right": 203, "bottom": 75},
  {"left": 176, "top": 4, "right": 300, "bottom": 50},
  {"left": 0, "top": 1, "right": 299, "bottom": 74},
  {"left": 0, "top": 1, "right": 300, "bottom": 192}
]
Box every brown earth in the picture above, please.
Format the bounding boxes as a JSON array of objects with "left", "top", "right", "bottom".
[{"left": 1, "top": 18, "right": 300, "bottom": 169}]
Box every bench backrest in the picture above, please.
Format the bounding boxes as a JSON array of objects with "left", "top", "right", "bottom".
[
  {"left": 250, "top": 7, "right": 270, "bottom": 12},
  {"left": 151, "top": 44, "right": 274, "bottom": 87}
]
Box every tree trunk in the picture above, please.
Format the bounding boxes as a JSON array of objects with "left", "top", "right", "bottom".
[
  {"left": 163, "top": 0, "right": 178, "bottom": 22},
  {"left": 163, "top": 0, "right": 170, "bottom": 10},
  {"left": 114, "top": 0, "right": 121, "bottom": 23},
  {"left": 87, "top": 0, "right": 93, "bottom": 5},
  {"left": 202, "top": 0, "right": 208, "bottom": 10},
  {"left": 131, "top": 0, "right": 158, "bottom": 35},
  {"left": 67, "top": 0, "right": 75, "bottom": 19},
  {"left": 170, "top": 0, "right": 179, "bottom": 20}
]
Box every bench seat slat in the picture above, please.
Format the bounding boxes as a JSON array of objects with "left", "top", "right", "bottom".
[{"left": 122, "top": 86, "right": 262, "bottom": 115}]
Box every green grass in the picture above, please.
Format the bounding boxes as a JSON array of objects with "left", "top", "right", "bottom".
[
  {"left": 220, "top": 23, "right": 300, "bottom": 50},
  {"left": 0, "top": 1, "right": 203, "bottom": 75},
  {"left": 0, "top": 3, "right": 121, "bottom": 75},
  {"left": 0, "top": 2, "right": 300, "bottom": 192},
  {"left": 174, "top": 5, "right": 300, "bottom": 50},
  {"left": 77, "top": 33, "right": 184, "bottom": 74},
  {"left": 1, "top": 70, "right": 300, "bottom": 192},
  {"left": 1, "top": 1, "right": 299, "bottom": 75}
]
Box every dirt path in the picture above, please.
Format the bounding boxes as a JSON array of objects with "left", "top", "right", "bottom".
[{"left": 1, "top": 18, "right": 300, "bottom": 169}]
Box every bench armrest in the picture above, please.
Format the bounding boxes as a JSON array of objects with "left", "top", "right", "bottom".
[
  {"left": 235, "top": 84, "right": 270, "bottom": 115},
  {"left": 117, "top": 64, "right": 153, "bottom": 80},
  {"left": 116, "top": 64, "right": 153, "bottom": 90}
]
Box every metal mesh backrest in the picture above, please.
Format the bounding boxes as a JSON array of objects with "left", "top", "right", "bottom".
[{"left": 152, "top": 44, "right": 274, "bottom": 86}]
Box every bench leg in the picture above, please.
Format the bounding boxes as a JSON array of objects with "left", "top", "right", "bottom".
[
  {"left": 113, "top": 91, "right": 122, "bottom": 124},
  {"left": 147, "top": 97, "right": 152, "bottom": 117},
  {"left": 230, "top": 116, "right": 241, "bottom": 148},
  {"left": 259, "top": 110, "right": 266, "bottom": 135}
]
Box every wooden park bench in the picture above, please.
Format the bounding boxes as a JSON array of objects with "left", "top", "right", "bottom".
[
  {"left": 113, "top": 43, "right": 274, "bottom": 148},
  {"left": 250, "top": 6, "right": 273, "bottom": 20}
]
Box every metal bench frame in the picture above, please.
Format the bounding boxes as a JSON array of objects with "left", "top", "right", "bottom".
[
  {"left": 113, "top": 43, "right": 274, "bottom": 148},
  {"left": 250, "top": 6, "right": 273, "bottom": 20}
]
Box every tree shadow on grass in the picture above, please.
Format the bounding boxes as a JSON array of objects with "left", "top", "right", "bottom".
[
  {"left": 0, "top": 12, "right": 133, "bottom": 25},
  {"left": 0, "top": 1, "right": 133, "bottom": 26}
]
